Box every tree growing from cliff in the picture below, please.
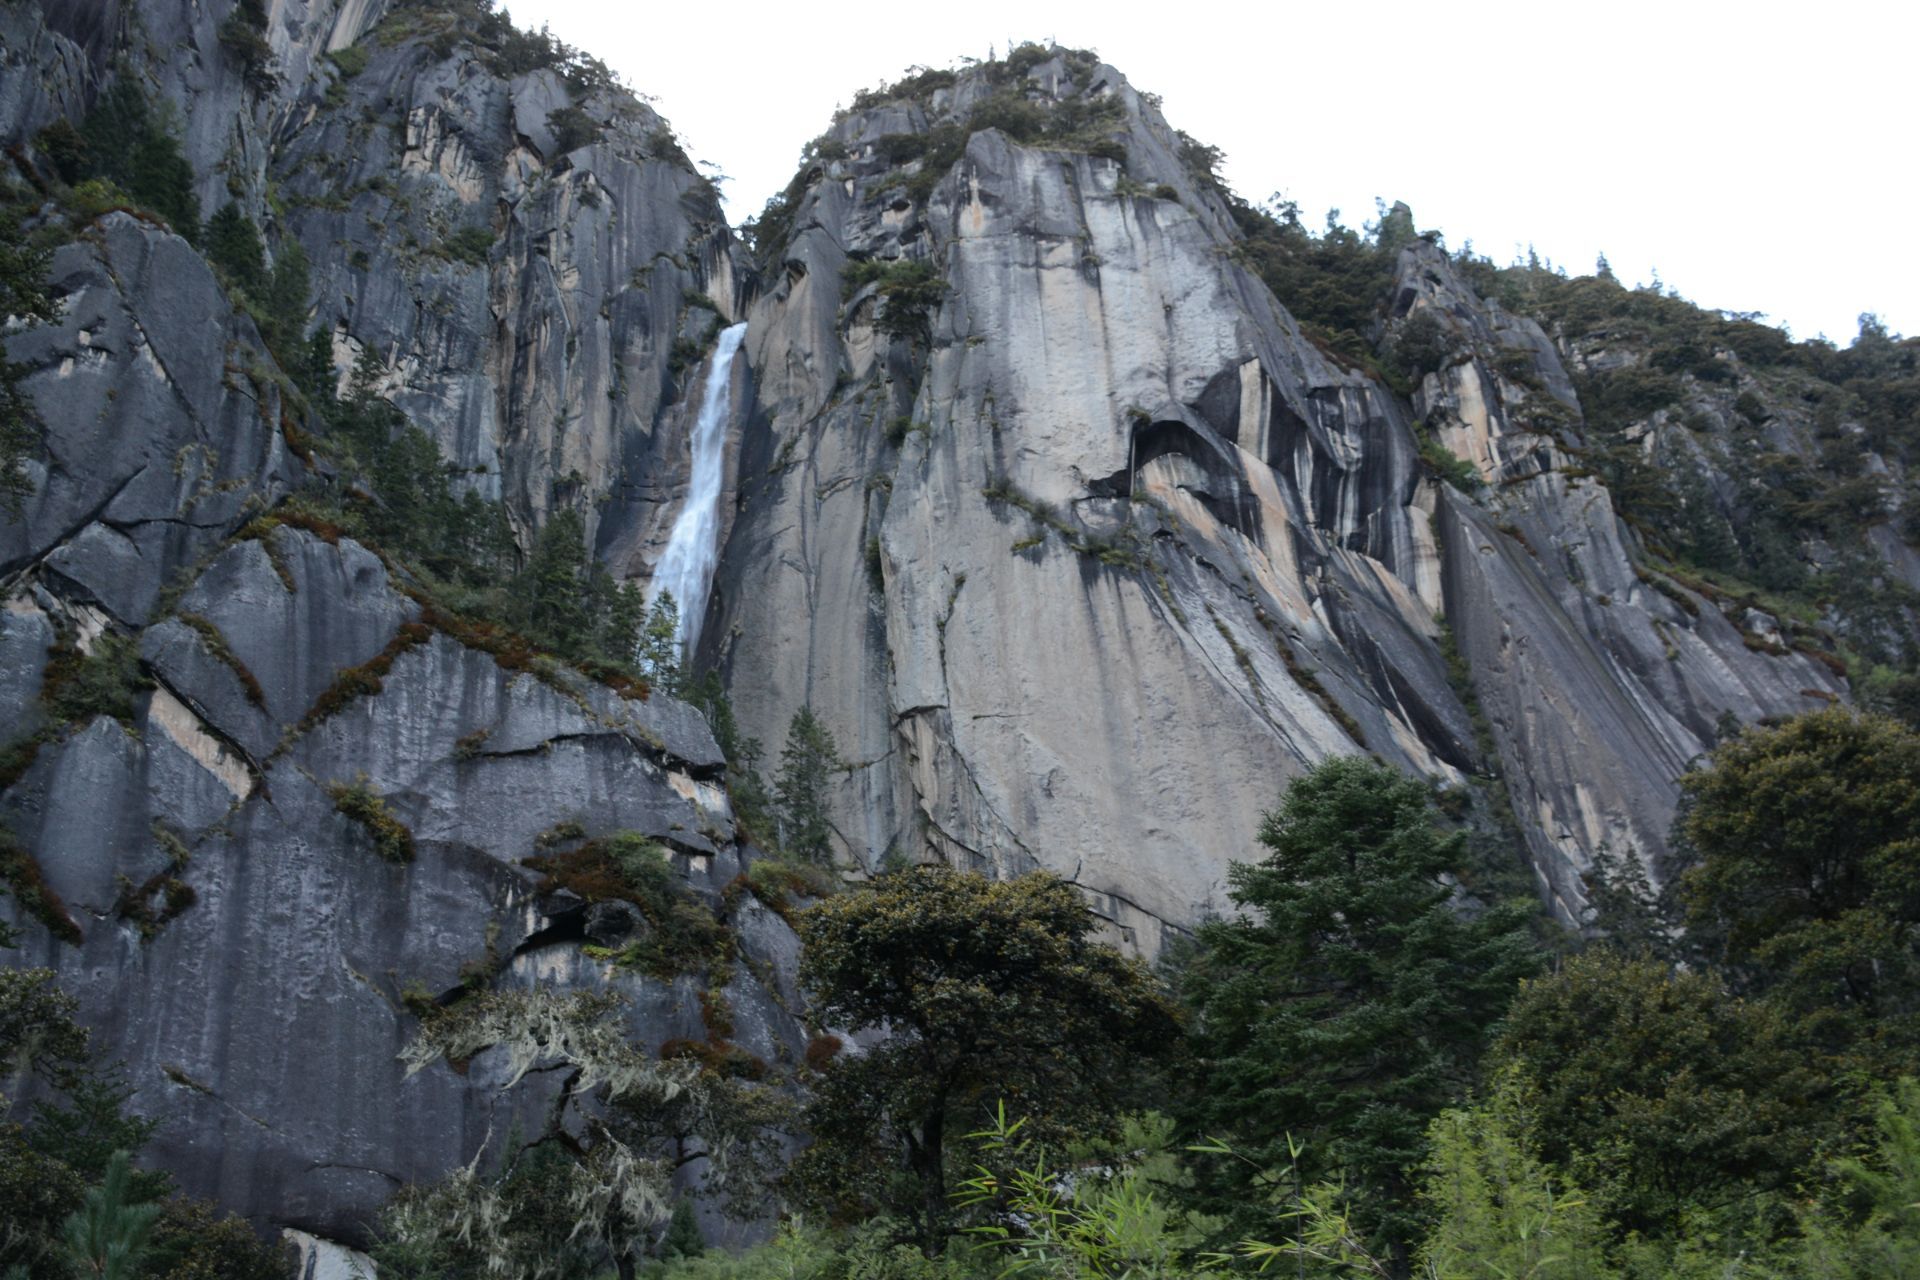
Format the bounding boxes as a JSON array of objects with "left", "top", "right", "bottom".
[
  {"left": 205, "top": 203, "right": 266, "bottom": 296},
  {"left": 58, "top": 1150, "right": 160, "bottom": 1280},
  {"left": 74, "top": 77, "right": 200, "bottom": 242},
  {"left": 0, "top": 211, "right": 56, "bottom": 516},
  {"left": 524, "top": 509, "right": 595, "bottom": 653},
  {"left": 1177, "top": 756, "right": 1540, "bottom": 1264},
  {"left": 775, "top": 707, "right": 842, "bottom": 864},
  {"left": 635, "top": 592, "right": 682, "bottom": 694},
  {"left": 793, "top": 866, "right": 1180, "bottom": 1256}
]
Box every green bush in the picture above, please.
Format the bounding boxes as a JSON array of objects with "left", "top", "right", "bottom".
[
  {"left": 1418, "top": 436, "right": 1481, "bottom": 491},
  {"left": 525, "top": 832, "right": 728, "bottom": 978},
  {"left": 546, "top": 105, "right": 599, "bottom": 154},
  {"left": 329, "top": 44, "right": 371, "bottom": 79},
  {"left": 42, "top": 632, "right": 150, "bottom": 729},
  {"left": 842, "top": 258, "right": 946, "bottom": 344},
  {"left": 329, "top": 777, "right": 416, "bottom": 864},
  {"left": 441, "top": 224, "right": 494, "bottom": 266}
]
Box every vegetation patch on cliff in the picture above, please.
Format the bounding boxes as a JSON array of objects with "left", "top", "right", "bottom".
[
  {"left": 329, "top": 775, "right": 417, "bottom": 864},
  {"left": 0, "top": 824, "right": 84, "bottom": 944},
  {"left": 526, "top": 831, "right": 728, "bottom": 979}
]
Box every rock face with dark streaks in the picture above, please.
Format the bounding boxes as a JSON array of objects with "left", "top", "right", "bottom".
[
  {"left": 0, "top": 0, "right": 792, "bottom": 1248},
  {"left": 4, "top": 517, "right": 803, "bottom": 1240},
  {"left": 267, "top": 8, "right": 744, "bottom": 556},
  {"left": 1, "top": 9, "right": 1911, "bottom": 1253},
  {"left": 703, "top": 51, "right": 1852, "bottom": 944}
]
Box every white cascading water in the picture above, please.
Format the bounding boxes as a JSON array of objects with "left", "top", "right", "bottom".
[{"left": 649, "top": 321, "right": 748, "bottom": 658}]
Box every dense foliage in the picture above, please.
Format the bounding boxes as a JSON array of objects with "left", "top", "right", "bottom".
[
  {"left": 0, "top": 208, "right": 56, "bottom": 514},
  {"left": 8, "top": 711, "right": 1918, "bottom": 1278},
  {"left": 1178, "top": 757, "right": 1541, "bottom": 1263},
  {"left": 1674, "top": 705, "right": 1920, "bottom": 1067},
  {"left": 793, "top": 866, "right": 1179, "bottom": 1254}
]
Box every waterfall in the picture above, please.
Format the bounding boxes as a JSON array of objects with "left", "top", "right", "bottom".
[{"left": 649, "top": 321, "right": 748, "bottom": 658}]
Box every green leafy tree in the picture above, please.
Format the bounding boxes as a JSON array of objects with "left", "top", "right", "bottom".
[
  {"left": 141, "top": 1195, "right": 291, "bottom": 1280},
  {"left": 1674, "top": 708, "right": 1920, "bottom": 1066},
  {"left": 1489, "top": 950, "right": 1830, "bottom": 1242},
  {"left": 793, "top": 866, "right": 1180, "bottom": 1255},
  {"left": 0, "top": 1119, "right": 88, "bottom": 1277},
  {"left": 774, "top": 707, "right": 842, "bottom": 864},
  {"left": 1178, "top": 757, "right": 1541, "bottom": 1264}
]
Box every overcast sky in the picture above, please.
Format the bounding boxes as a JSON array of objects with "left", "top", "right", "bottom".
[{"left": 512, "top": 0, "right": 1914, "bottom": 344}]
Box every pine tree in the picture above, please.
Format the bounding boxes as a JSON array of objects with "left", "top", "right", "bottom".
[
  {"left": 205, "top": 203, "right": 265, "bottom": 295},
  {"left": 79, "top": 78, "right": 199, "bottom": 242},
  {"left": 0, "top": 211, "right": 56, "bottom": 515},
  {"left": 602, "top": 581, "right": 646, "bottom": 672},
  {"left": 635, "top": 592, "right": 680, "bottom": 690},
  {"left": 775, "top": 706, "right": 842, "bottom": 864},
  {"left": 60, "top": 1150, "right": 159, "bottom": 1280},
  {"left": 1178, "top": 757, "right": 1541, "bottom": 1262},
  {"left": 523, "top": 510, "right": 592, "bottom": 656},
  {"left": 295, "top": 328, "right": 336, "bottom": 405},
  {"left": 660, "top": 1197, "right": 703, "bottom": 1258},
  {"left": 1675, "top": 707, "right": 1920, "bottom": 1066},
  {"left": 260, "top": 239, "right": 311, "bottom": 354}
]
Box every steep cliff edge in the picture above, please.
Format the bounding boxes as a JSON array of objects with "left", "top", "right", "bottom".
[
  {"left": 706, "top": 48, "right": 1865, "bottom": 943},
  {"left": 0, "top": 0, "right": 796, "bottom": 1247}
]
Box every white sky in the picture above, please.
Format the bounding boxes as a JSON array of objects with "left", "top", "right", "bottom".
[{"left": 512, "top": 0, "right": 1915, "bottom": 344}]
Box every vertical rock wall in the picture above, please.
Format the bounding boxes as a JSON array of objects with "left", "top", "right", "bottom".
[{"left": 707, "top": 53, "right": 1846, "bottom": 945}]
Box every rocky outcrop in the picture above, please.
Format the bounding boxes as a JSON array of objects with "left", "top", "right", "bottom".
[
  {"left": 266, "top": 5, "right": 743, "bottom": 564},
  {"left": 29, "top": 0, "right": 390, "bottom": 218},
  {"left": 1, "top": 44, "right": 796, "bottom": 1235},
  {"left": 706, "top": 52, "right": 1847, "bottom": 943},
  {"left": 0, "top": 214, "right": 307, "bottom": 616},
  {"left": 2, "top": 521, "right": 804, "bottom": 1242}
]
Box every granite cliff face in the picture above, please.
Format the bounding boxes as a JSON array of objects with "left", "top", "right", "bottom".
[
  {"left": 1, "top": 5, "right": 1911, "bottom": 1251},
  {"left": 701, "top": 50, "right": 1858, "bottom": 943},
  {"left": 0, "top": 0, "right": 793, "bottom": 1248}
]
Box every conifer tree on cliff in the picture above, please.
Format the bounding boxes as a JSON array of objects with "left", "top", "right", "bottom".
[{"left": 1178, "top": 756, "right": 1540, "bottom": 1267}]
